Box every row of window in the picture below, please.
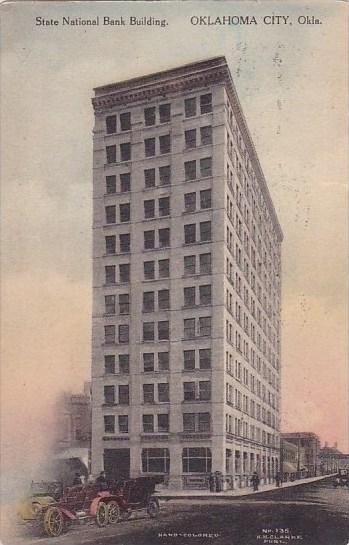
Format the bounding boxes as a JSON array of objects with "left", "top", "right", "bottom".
[
  {"left": 105, "top": 94, "right": 213, "bottom": 135},
  {"left": 104, "top": 221, "right": 212, "bottom": 255},
  {"left": 104, "top": 412, "right": 211, "bottom": 435},
  {"left": 104, "top": 253, "right": 211, "bottom": 285},
  {"left": 104, "top": 285, "right": 212, "bottom": 315},
  {"left": 103, "top": 380, "right": 211, "bottom": 406},
  {"left": 104, "top": 349, "right": 211, "bottom": 375}
]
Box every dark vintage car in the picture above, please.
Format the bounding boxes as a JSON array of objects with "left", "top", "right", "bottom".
[
  {"left": 333, "top": 468, "right": 349, "bottom": 488},
  {"left": 40, "top": 478, "right": 160, "bottom": 537}
]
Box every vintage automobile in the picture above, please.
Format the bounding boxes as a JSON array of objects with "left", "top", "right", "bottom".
[
  {"left": 333, "top": 468, "right": 349, "bottom": 487},
  {"left": 40, "top": 478, "right": 160, "bottom": 537},
  {"left": 17, "top": 481, "right": 63, "bottom": 522}
]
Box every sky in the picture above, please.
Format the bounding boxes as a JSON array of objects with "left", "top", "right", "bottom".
[{"left": 1, "top": 0, "right": 348, "bottom": 492}]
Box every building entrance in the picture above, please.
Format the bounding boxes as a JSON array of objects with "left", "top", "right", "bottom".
[{"left": 103, "top": 448, "right": 130, "bottom": 480}]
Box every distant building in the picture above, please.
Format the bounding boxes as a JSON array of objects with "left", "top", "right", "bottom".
[
  {"left": 281, "top": 432, "right": 320, "bottom": 477},
  {"left": 281, "top": 438, "right": 306, "bottom": 480},
  {"left": 319, "top": 443, "right": 349, "bottom": 474}
]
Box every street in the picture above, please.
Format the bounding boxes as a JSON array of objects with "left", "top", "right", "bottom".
[{"left": 5, "top": 478, "right": 349, "bottom": 545}]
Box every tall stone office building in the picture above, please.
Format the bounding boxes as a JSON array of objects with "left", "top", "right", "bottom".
[{"left": 91, "top": 57, "right": 282, "bottom": 489}]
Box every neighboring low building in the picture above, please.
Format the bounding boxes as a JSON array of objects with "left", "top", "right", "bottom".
[
  {"left": 281, "top": 439, "right": 306, "bottom": 481},
  {"left": 281, "top": 432, "right": 320, "bottom": 477}
]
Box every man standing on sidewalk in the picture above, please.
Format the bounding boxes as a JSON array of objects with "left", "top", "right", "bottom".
[{"left": 251, "top": 472, "right": 260, "bottom": 491}]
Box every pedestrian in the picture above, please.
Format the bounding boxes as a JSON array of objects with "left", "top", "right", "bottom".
[
  {"left": 275, "top": 472, "right": 282, "bottom": 487},
  {"left": 251, "top": 471, "right": 260, "bottom": 491},
  {"left": 208, "top": 472, "right": 216, "bottom": 492},
  {"left": 96, "top": 470, "right": 108, "bottom": 491},
  {"left": 72, "top": 472, "right": 82, "bottom": 486}
]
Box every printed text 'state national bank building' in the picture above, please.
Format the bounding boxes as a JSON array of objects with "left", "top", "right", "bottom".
[{"left": 91, "top": 57, "right": 283, "bottom": 490}]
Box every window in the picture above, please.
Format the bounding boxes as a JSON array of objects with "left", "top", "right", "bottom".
[
  {"left": 120, "top": 142, "right": 131, "bottom": 162},
  {"left": 185, "top": 129, "right": 196, "bottom": 149},
  {"left": 200, "top": 93, "right": 212, "bottom": 114},
  {"left": 158, "top": 383, "right": 169, "bottom": 402},
  {"left": 106, "top": 145, "right": 116, "bottom": 164},
  {"left": 200, "top": 126, "right": 212, "bottom": 145},
  {"left": 144, "top": 168, "right": 156, "bottom": 188},
  {"left": 144, "top": 230, "right": 155, "bottom": 250},
  {"left": 143, "top": 353, "right": 154, "bottom": 372},
  {"left": 118, "top": 415, "right": 128, "bottom": 433},
  {"left": 200, "top": 157, "right": 212, "bottom": 177},
  {"left": 142, "top": 448, "right": 170, "bottom": 473},
  {"left": 159, "top": 134, "right": 171, "bottom": 154},
  {"left": 118, "top": 324, "right": 129, "bottom": 344},
  {"left": 200, "top": 221, "right": 211, "bottom": 242},
  {"left": 199, "top": 381, "right": 211, "bottom": 401},
  {"left": 106, "top": 115, "right": 117, "bottom": 134},
  {"left": 119, "top": 233, "right": 130, "bottom": 253},
  {"left": 120, "top": 203, "right": 130, "bottom": 222},
  {"left": 158, "top": 321, "right": 169, "bottom": 341},
  {"left": 157, "top": 413, "right": 169, "bottom": 432},
  {"left": 118, "top": 385, "right": 129, "bottom": 405},
  {"left": 184, "top": 350, "right": 195, "bottom": 370},
  {"left": 199, "top": 317, "right": 211, "bottom": 337},
  {"left": 144, "top": 200, "right": 155, "bottom": 219},
  {"left": 143, "top": 384, "right": 155, "bottom": 404},
  {"left": 106, "top": 204, "right": 116, "bottom": 223},
  {"left": 159, "top": 259, "right": 169, "bottom": 278},
  {"left": 143, "top": 414, "right": 154, "bottom": 432},
  {"left": 143, "top": 292, "right": 155, "bottom": 313},
  {"left": 184, "top": 255, "right": 196, "bottom": 275},
  {"left": 200, "top": 253, "right": 211, "bottom": 274},
  {"left": 158, "top": 352, "right": 169, "bottom": 371},
  {"left": 185, "top": 160, "right": 196, "bottom": 181},
  {"left": 120, "top": 112, "right": 131, "bottom": 131},
  {"left": 144, "top": 107, "right": 156, "bottom": 126},
  {"left": 144, "top": 261, "right": 155, "bottom": 280},
  {"left": 200, "top": 189, "right": 211, "bottom": 209},
  {"left": 104, "top": 415, "right": 115, "bottom": 433},
  {"left": 158, "top": 289, "right": 170, "bottom": 310},
  {"left": 145, "top": 138, "right": 156, "bottom": 157},
  {"left": 105, "top": 235, "right": 116, "bottom": 255},
  {"left": 159, "top": 197, "right": 170, "bottom": 217},
  {"left": 199, "top": 285, "right": 211, "bottom": 305},
  {"left": 159, "top": 103, "right": 171, "bottom": 123},
  {"left": 185, "top": 97, "right": 196, "bottom": 118},
  {"left": 105, "top": 295, "right": 115, "bottom": 315},
  {"left": 105, "top": 265, "right": 116, "bottom": 285},
  {"left": 184, "top": 318, "right": 195, "bottom": 339},
  {"left": 119, "top": 354, "right": 129, "bottom": 374},
  {"left": 159, "top": 228, "right": 170, "bottom": 248},
  {"left": 159, "top": 165, "right": 171, "bottom": 186},
  {"left": 198, "top": 412, "right": 210, "bottom": 431},
  {"left": 106, "top": 175, "right": 116, "bottom": 194},
  {"left": 184, "top": 287, "right": 195, "bottom": 307},
  {"left": 119, "top": 263, "right": 130, "bottom": 283},
  {"left": 120, "top": 173, "right": 131, "bottom": 192},
  {"left": 184, "top": 193, "right": 196, "bottom": 212},
  {"left": 184, "top": 224, "right": 196, "bottom": 244},
  {"left": 104, "top": 325, "right": 115, "bottom": 344},
  {"left": 143, "top": 322, "right": 155, "bottom": 342},
  {"left": 183, "top": 382, "right": 195, "bottom": 401},
  {"left": 104, "top": 355, "right": 115, "bottom": 374},
  {"left": 119, "top": 294, "right": 130, "bottom": 314},
  {"left": 199, "top": 349, "right": 211, "bottom": 369},
  {"left": 104, "top": 385, "right": 115, "bottom": 405},
  {"left": 183, "top": 413, "right": 195, "bottom": 432}
]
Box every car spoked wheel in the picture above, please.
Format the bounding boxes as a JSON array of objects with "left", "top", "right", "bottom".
[
  {"left": 43, "top": 507, "right": 64, "bottom": 537},
  {"left": 96, "top": 502, "right": 108, "bottom": 527},
  {"left": 147, "top": 498, "right": 160, "bottom": 518},
  {"left": 107, "top": 501, "right": 120, "bottom": 524}
]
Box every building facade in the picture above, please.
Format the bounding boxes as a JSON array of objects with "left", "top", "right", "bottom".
[
  {"left": 91, "top": 57, "right": 282, "bottom": 489},
  {"left": 281, "top": 432, "right": 320, "bottom": 477},
  {"left": 281, "top": 438, "right": 306, "bottom": 481}
]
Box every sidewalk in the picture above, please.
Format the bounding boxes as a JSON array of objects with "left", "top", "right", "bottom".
[{"left": 156, "top": 474, "right": 334, "bottom": 500}]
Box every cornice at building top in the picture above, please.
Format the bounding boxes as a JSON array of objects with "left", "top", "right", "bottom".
[{"left": 92, "top": 56, "right": 283, "bottom": 242}]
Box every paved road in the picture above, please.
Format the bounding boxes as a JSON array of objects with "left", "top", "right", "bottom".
[{"left": 5, "top": 477, "right": 349, "bottom": 545}]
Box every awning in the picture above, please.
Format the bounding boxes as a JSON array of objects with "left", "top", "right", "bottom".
[
  {"left": 54, "top": 447, "right": 89, "bottom": 469},
  {"left": 283, "top": 462, "right": 298, "bottom": 473}
]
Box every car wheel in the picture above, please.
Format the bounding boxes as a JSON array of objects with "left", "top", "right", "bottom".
[
  {"left": 107, "top": 501, "right": 120, "bottom": 524},
  {"left": 147, "top": 497, "right": 160, "bottom": 519},
  {"left": 43, "top": 507, "right": 64, "bottom": 537},
  {"left": 96, "top": 502, "right": 108, "bottom": 527}
]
